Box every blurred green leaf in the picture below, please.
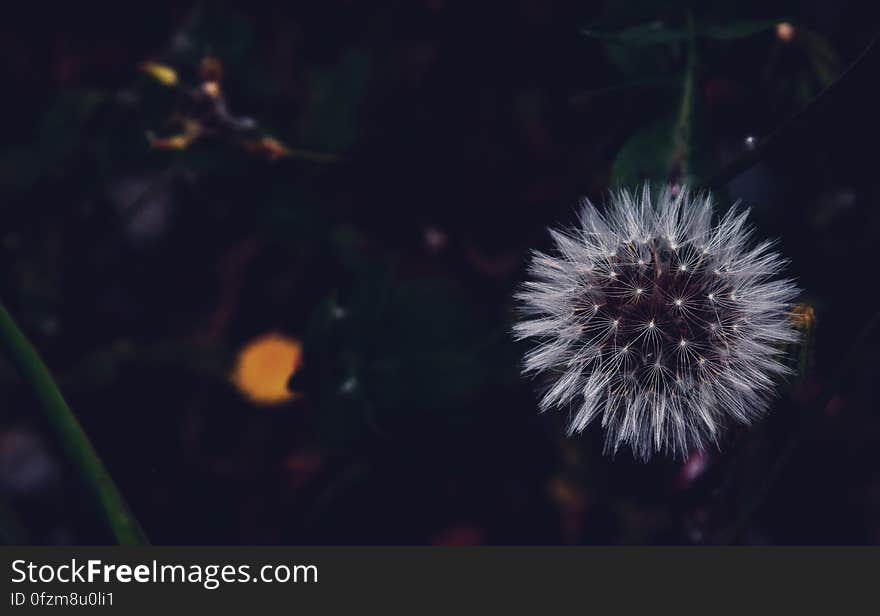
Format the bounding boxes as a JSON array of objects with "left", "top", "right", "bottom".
[
  {"left": 298, "top": 50, "right": 371, "bottom": 154},
  {"left": 583, "top": 19, "right": 783, "bottom": 45},
  {"left": 0, "top": 148, "right": 42, "bottom": 190},
  {"left": 798, "top": 28, "right": 844, "bottom": 88},
  {"left": 262, "top": 181, "right": 334, "bottom": 244},
  {"left": 610, "top": 17, "right": 717, "bottom": 188},
  {"left": 0, "top": 91, "right": 104, "bottom": 189},
  {"left": 583, "top": 22, "right": 691, "bottom": 45},
  {"left": 610, "top": 115, "right": 676, "bottom": 187},
  {"left": 306, "top": 256, "right": 501, "bottom": 448},
  {"left": 63, "top": 338, "right": 231, "bottom": 394},
  {"left": 569, "top": 77, "right": 678, "bottom": 107},
  {"left": 603, "top": 41, "right": 677, "bottom": 78},
  {"left": 704, "top": 20, "right": 784, "bottom": 40},
  {"left": 38, "top": 92, "right": 105, "bottom": 164},
  {"left": 172, "top": 7, "right": 255, "bottom": 73},
  {"left": 610, "top": 108, "right": 716, "bottom": 188}
]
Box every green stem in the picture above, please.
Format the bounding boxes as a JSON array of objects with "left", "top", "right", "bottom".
[
  {"left": 0, "top": 301, "right": 147, "bottom": 544},
  {"left": 673, "top": 12, "right": 698, "bottom": 182}
]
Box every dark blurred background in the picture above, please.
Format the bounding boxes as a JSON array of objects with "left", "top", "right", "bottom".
[{"left": 1, "top": 0, "right": 879, "bottom": 545}]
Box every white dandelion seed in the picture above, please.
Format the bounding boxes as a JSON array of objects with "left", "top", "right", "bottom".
[{"left": 513, "top": 185, "right": 800, "bottom": 460}]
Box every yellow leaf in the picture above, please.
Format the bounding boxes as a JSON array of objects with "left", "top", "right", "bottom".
[
  {"left": 148, "top": 119, "right": 202, "bottom": 150},
  {"left": 148, "top": 135, "right": 189, "bottom": 150},
  {"left": 243, "top": 136, "right": 292, "bottom": 161},
  {"left": 141, "top": 62, "right": 178, "bottom": 87}
]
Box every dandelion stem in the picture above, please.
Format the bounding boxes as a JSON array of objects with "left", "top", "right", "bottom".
[
  {"left": 673, "top": 11, "right": 698, "bottom": 182},
  {"left": 0, "top": 301, "right": 147, "bottom": 545}
]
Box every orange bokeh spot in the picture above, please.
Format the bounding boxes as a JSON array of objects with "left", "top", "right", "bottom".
[
  {"left": 776, "top": 22, "right": 796, "bottom": 43},
  {"left": 231, "top": 333, "right": 303, "bottom": 405}
]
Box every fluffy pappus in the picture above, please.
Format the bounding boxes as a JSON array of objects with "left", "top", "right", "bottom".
[{"left": 514, "top": 186, "right": 800, "bottom": 460}]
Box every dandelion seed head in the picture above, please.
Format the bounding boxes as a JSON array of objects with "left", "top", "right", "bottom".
[{"left": 513, "top": 186, "right": 800, "bottom": 460}]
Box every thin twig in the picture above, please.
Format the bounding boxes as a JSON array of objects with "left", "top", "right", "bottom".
[
  {"left": 714, "top": 309, "right": 880, "bottom": 544},
  {"left": 705, "top": 32, "right": 879, "bottom": 191}
]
